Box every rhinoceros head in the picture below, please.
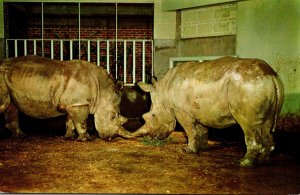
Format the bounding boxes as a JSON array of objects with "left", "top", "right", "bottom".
[
  {"left": 129, "top": 78, "right": 176, "bottom": 140},
  {"left": 94, "top": 81, "right": 131, "bottom": 140}
]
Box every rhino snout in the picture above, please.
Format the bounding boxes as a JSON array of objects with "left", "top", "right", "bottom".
[{"left": 99, "top": 133, "right": 116, "bottom": 141}]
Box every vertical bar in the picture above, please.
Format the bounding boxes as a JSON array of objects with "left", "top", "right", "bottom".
[
  {"left": 51, "top": 40, "right": 54, "bottom": 59},
  {"left": 70, "top": 40, "right": 73, "bottom": 60},
  {"left": 14, "top": 40, "right": 18, "bottom": 57},
  {"left": 34, "top": 40, "right": 37, "bottom": 55},
  {"left": 87, "top": 40, "right": 90, "bottom": 62},
  {"left": 41, "top": 2, "right": 44, "bottom": 57},
  {"left": 132, "top": 40, "right": 136, "bottom": 84},
  {"left": 115, "top": 40, "right": 118, "bottom": 79},
  {"left": 142, "top": 41, "right": 146, "bottom": 83},
  {"left": 97, "top": 40, "right": 100, "bottom": 66},
  {"left": 6, "top": 40, "right": 8, "bottom": 58},
  {"left": 151, "top": 40, "right": 154, "bottom": 77},
  {"left": 106, "top": 40, "right": 110, "bottom": 74},
  {"left": 123, "top": 41, "right": 127, "bottom": 84},
  {"left": 78, "top": 3, "right": 81, "bottom": 60},
  {"left": 24, "top": 40, "right": 27, "bottom": 56},
  {"left": 115, "top": 3, "right": 118, "bottom": 80},
  {"left": 60, "top": 40, "right": 63, "bottom": 61}
]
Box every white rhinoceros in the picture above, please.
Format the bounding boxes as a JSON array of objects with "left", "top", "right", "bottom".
[
  {"left": 129, "top": 56, "right": 284, "bottom": 167},
  {"left": 0, "top": 55, "right": 132, "bottom": 141}
]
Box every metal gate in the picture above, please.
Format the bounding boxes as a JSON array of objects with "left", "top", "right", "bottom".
[{"left": 6, "top": 38, "right": 154, "bottom": 86}]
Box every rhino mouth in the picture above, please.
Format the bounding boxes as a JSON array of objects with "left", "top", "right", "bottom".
[
  {"left": 97, "top": 131, "right": 117, "bottom": 141},
  {"left": 151, "top": 132, "right": 169, "bottom": 140}
]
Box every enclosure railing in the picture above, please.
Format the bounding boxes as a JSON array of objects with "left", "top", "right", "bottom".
[{"left": 6, "top": 38, "right": 154, "bottom": 86}]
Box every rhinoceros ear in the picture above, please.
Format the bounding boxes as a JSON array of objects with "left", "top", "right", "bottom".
[
  {"left": 137, "top": 82, "right": 154, "bottom": 93},
  {"left": 115, "top": 80, "right": 124, "bottom": 94},
  {"left": 151, "top": 76, "right": 157, "bottom": 84}
]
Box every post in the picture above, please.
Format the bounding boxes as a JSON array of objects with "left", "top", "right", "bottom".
[
  {"left": 14, "top": 40, "right": 18, "bottom": 57},
  {"left": 97, "top": 40, "right": 100, "bottom": 66},
  {"left": 51, "top": 40, "right": 54, "bottom": 59},
  {"left": 24, "top": 40, "right": 27, "bottom": 56},
  {"left": 142, "top": 40, "right": 146, "bottom": 83},
  {"left": 133, "top": 40, "right": 136, "bottom": 84},
  {"left": 60, "top": 40, "right": 63, "bottom": 61},
  {"left": 70, "top": 40, "right": 73, "bottom": 60},
  {"left": 87, "top": 40, "right": 90, "bottom": 62},
  {"left": 106, "top": 40, "right": 110, "bottom": 74},
  {"left": 123, "top": 40, "right": 127, "bottom": 84}
]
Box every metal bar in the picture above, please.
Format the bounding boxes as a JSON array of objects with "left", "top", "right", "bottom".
[
  {"left": 151, "top": 41, "right": 154, "bottom": 77},
  {"left": 115, "top": 41, "right": 118, "bottom": 79},
  {"left": 33, "top": 40, "right": 37, "bottom": 55},
  {"left": 106, "top": 40, "right": 110, "bottom": 74},
  {"left": 124, "top": 41, "right": 127, "bottom": 84},
  {"left": 51, "top": 40, "right": 54, "bottom": 59},
  {"left": 78, "top": 3, "right": 81, "bottom": 60},
  {"left": 24, "top": 40, "right": 27, "bottom": 56},
  {"left": 87, "top": 40, "right": 90, "bottom": 62},
  {"left": 41, "top": 2, "right": 44, "bottom": 57},
  {"left": 5, "top": 40, "right": 8, "bottom": 58},
  {"left": 97, "top": 40, "right": 100, "bottom": 66},
  {"left": 60, "top": 40, "right": 63, "bottom": 61},
  {"left": 70, "top": 40, "right": 73, "bottom": 60},
  {"left": 133, "top": 40, "right": 136, "bottom": 84},
  {"left": 14, "top": 40, "right": 18, "bottom": 57},
  {"left": 115, "top": 3, "right": 118, "bottom": 80},
  {"left": 142, "top": 41, "right": 146, "bottom": 83}
]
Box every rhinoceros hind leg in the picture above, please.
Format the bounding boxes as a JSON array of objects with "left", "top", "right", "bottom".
[
  {"left": 65, "top": 105, "right": 91, "bottom": 142},
  {"left": 175, "top": 110, "right": 208, "bottom": 154},
  {"left": 238, "top": 118, "right": 275, "bottom": 167}
]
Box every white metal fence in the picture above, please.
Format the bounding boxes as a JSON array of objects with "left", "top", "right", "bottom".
[{"left": 6, "top": 38, "right": 154, "bottom": 86}]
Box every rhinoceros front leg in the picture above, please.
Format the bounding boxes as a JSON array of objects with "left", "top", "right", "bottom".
[
  {"left": 65, "top": 105, "right": 91, "bottom": 141},
  {"left": 64, "top": 115, "right": 76, "bottom": 140},
  {"left": 4, "top": 103, "right": 27, "bottom": 138},
  {"left": 175, "top": 110, "right": 208, "bottom": 153}
]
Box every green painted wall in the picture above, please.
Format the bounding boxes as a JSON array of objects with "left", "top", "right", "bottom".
[
  {"left": 162, "top": 0, "right": 238, "bottom": 11},
  {"left": 236, "top": 0, "right": 300, "bottom": 115},
  {"left": 0, "top": 0, "right": 3, "bottom": 38}
]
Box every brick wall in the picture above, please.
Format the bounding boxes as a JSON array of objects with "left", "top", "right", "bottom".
[{"left": 26, "top": 25, "right": 153, "bottom": 84}]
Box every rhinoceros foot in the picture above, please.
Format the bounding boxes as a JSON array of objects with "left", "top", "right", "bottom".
[
  {"left": 184, "top": 146, "right": 198, "bottom": 154},
  {"left": 76, "top": 132, "right": 93, "bottom": 142},
  {"left": 11, "top": 131, "right": 27, "bottom": 139},
  {"left": 257, "top": 153, "right": 272, "bottom": 165},
  {"left": 239, "top": 158, "right": 255, "bottom": 168},
  {"left": 64, "top": 134, "right": 76, "bottom": 141}
]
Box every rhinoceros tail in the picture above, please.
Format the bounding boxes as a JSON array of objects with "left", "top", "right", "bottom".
[{"left": 271, "top": 75, "right": 284, "bottom": 133}]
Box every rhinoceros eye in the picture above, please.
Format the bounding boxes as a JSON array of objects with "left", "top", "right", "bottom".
[{"left": 110, "top": 112, "right": 116, "bottom": 120}]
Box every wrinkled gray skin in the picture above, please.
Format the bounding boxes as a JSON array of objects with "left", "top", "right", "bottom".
[
  {"left": 0, "top": 55, "right": 132, "bottom": 141},
  {"left": 129, "top": 56, "right": 284, "bottom": 167}
]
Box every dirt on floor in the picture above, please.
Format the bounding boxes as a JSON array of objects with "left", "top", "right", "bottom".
[{"left": 0, "top": 130, "right": 300, "bottom": 194}]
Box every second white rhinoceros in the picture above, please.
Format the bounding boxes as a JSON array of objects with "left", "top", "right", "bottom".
[
  {"left": 129, "top": 56, "right": 284, "bottom": 167},
  {"left": 0, "top": 55, "right": 132, "bottom": 141}
]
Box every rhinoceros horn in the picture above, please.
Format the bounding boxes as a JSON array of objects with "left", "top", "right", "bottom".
[{"left": 120, "top": 124, "right": 149, "bottom": 139}]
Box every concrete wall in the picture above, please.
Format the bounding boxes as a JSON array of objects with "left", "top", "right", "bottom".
[
  {"left": 153, "top": 1, "right": 236, "bottom": 79},
  {"left": 236, "top": 0, "right": 300, "bottom": 115}
]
